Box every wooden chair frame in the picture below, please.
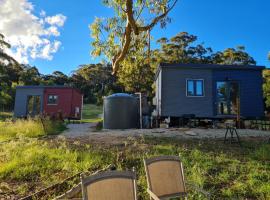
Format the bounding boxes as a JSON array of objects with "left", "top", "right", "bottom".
[{"left": 80, "top": 170, "right": 137, "bottom": 200}]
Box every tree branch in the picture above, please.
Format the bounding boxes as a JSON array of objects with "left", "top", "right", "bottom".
[
  {"left": 111, "top": 0, "right": 178, "bottom": 74},
  {"left": 126, "top": 0, "right": 139, "bottom": 35},
  {"left": 135, "top": 0, "right": 146, "bottom": 21},
  {"left": 138, "top": 0, "right": 178, "bottom": 31},
  {"left": 112, "top": 22, "right": 132, "bottom": 74}
]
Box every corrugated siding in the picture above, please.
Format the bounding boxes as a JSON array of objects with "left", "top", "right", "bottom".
[
  {"left": 212, "top": 69, "right": 264, "bottom": 117},
  {"left": 14, "top": 88, "right": 44, "bottom": 117},
  {"left": 161, "top": 68, "right": 214, "bottom": 117}
]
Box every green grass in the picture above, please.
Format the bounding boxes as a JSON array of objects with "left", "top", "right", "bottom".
[
  {"left": 80, "top": 104, "right": 102, "bottom": 123},
  {"left": 0, "top": 137, "right": 269, "bottom": 199},
  {"left": 0, "top": 117, "right": 66, "bottom": 142},
  {"left": 0, "top": 111, "right": 12, "bottom": 121}
]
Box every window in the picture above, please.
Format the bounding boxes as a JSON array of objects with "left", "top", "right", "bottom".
[
  {"left": 48, "top": 95, "right": 58, "bottom": 105},
  {"left": 186, "top": 79, "right": 204, "bottom": 97}
]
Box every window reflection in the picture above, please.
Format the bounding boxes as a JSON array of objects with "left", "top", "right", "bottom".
[
  {"left": 216, "top": 81, "right": 239, "bottom": 115},
  {"left": 187, "top": 79, "right": 204, "bottom": 97}
]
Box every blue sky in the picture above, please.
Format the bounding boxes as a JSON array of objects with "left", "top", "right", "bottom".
[{"left": 18, "top": 0, "right": 270, "bottom": 74}]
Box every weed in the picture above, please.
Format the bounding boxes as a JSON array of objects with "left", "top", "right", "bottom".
[
  {"left": 0, "top": 137, "right": 269, "bottom": 199},
  {"left": 0, "top": 117, "right": 66, "bottom": 142}
]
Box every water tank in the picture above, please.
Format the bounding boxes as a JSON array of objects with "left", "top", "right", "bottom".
[{"left": 103, "top": 93, "right": 139, "bottom": 129}]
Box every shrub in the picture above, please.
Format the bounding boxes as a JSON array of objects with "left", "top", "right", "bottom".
[{"left": 0, "top": 117, "right": 66, "bottom": 141}]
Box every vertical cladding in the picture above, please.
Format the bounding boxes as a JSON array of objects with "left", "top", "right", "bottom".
[
  {"left": 43, "top": 88, "right": 73, "bottom": 118},
  {"left": 70, "top": 89, "right": 83, "bottom": 118},
  {"left": 161, "top": 68, "right": 213, "bottom": 117},
  {"left": 212, "top": 69, "right": 264, "bottom": 117},
  {"left": 14, "top": 86, "right": 83, "bottom": 119},
  {"left": 14, "top": 88, "right": 44, "bottom": 117}
]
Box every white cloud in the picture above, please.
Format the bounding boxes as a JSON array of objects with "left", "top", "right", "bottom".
[
  {"left": 46, "top": 26, "right": 60, "bottom": 36},
  {"left": 0, "top": 0, "right": 67, "bottom": 64},
  {"left": 45, "top": 14, "right": 66, "bottom": 27}
]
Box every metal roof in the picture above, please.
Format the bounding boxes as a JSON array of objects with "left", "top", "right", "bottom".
[
  {"left": 160, "top": 63, "right": 265, "bottom": 70},
  {"left": 155, "top": 63, "right": 265, "bottom": 80},
  {"left": 16, "top": 85, "right": 73, "bottom": 89},
  {"left": 15, "top": 85, "right": 82, "bottom": 94}
]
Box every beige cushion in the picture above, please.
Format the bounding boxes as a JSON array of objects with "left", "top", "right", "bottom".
[
  {"left": 147, "top": 160, "right": 186, "bottom": 197},
  {"left": 86, "top": 178, "right": 135, "bottom": 200}
]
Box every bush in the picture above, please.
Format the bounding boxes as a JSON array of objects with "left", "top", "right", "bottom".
[
  {"left": 0, "top": 138, "right": 114, "bottom": 183},
  {"left": 0, "top": 117, "right": 66, "bottom": 141}
]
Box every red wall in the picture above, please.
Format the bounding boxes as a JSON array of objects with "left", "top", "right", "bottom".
[{"left": 43, "top": 88, "right": 83, "bottom": 119}]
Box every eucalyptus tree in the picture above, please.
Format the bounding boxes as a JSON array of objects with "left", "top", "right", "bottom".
[
  {"left": 116, "top": 31, "right": 155, "bottom": 94},
  {"left": 0, "top": 33, "right": 19, "bottom": 66},
  {"left": 212, "top": 46, "right": 256, "bottom": 65},
  {"left": 263, "top": 69, "right": 270, "bottom": 109},
  {"left": 90, "top": 0, "right": 178, "bottom": 74},
  {"left": 263, "top": 52, "right": 270, "bottom": 110},
  {"left": 71, "top": 64, "right": 122, "bottom": 104},
  {"left": 153, "top": 32, "right": 213, "bottom": 64}
]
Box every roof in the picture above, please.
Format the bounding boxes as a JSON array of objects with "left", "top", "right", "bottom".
[
  {"left": 16, "top": 85, "right": 82, "bottom": 94},
  {"left": 16, "top": 85, "right": 72, "bottom": 89},
  {"left": 106, "top": 93, "right": 136, "bottom": 99},
  {"left": 155, "top": 63, "right": 265, "bottom": 80}
]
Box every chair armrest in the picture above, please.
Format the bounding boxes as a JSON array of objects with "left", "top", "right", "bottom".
[
  {"left": 186, "top": 182, "right": 211, "bottom": 199},
  {"left": 147, "top": 188, "right": 161, "bottom": 200}
]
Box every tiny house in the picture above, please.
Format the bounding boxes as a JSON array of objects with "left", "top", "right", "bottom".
[
  {"left": 14, "top": 86, "right": 83, "bottom": 119},
  {"left": 154, "top": 63, "right": 265, "bottom": 119}
]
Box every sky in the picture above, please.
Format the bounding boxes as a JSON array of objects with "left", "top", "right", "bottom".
[{"left": 1, "top": 0, "right": 270, "bottom": 75}]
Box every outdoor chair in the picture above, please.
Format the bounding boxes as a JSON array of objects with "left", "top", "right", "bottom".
[
  {"left": 144, "top": 155, "right": 211, "bottom": 200},
  {"left": 80, "top": 170, "right": 137, "bottom": 200}
]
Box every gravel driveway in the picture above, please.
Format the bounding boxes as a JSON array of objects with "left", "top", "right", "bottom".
[{"left": 61, "top": 123, "right": 269, "bottom": 140}]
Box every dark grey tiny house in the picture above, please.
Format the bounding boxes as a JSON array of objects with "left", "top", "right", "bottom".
[{"left": 154, "top": 63, "right": 265, "bottom": 119}]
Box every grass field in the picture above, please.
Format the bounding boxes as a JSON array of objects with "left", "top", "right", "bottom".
[
  {"left": 80, "top": 104, "right": 103, "bottom": 123},
  {"left": 0, "top": 104, "right": 269, "bottom": 199},
  {"left": 0, "top": 117, "right": 66, "bottom": 142},
  {"left": 0, "top": 111, "right": 12, "bottom": 121},
  {"left": 0, "top": 136, "right": 269, "bottom": 199}
]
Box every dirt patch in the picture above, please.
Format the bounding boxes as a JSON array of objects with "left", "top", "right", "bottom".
[{"left": 60, "top": 123, "right": 269, "bottom": 145}]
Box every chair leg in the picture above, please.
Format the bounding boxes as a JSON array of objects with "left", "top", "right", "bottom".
[
  {"left": 234, "top": 128, "right": 241, "bottom": 146},
  {"left": 224, "top": 128, "right": 228, "bottom": 143},
  {"left": 230, "top": 128, "right": 234, "bottom": 144}
]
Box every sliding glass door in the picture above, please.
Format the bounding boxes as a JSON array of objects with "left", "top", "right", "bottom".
[
  {"left": 216, "top": 81, "right": 240, "bottom": 115},
  {"left": 27, "top": 95, "right": 41, "bottom": 116}
]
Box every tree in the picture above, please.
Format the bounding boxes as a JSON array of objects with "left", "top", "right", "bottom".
[
  {"left": 90, "top": 0, "right": 178, "bottom": 74},
  {"left": 263, "top": 69, "right": 270, "bottom": 109},
  {"left": 117, "top": 31, "right": 155, "bottom": 94},
  {"left": 42, "top": 71, "right": 70, "bottom": 85},
  {"left": 263, "top": 52, "right": 270, "bottom": 111},
  {"left": 71, "top": 64, "right": 122, "bottom": 104},
  {"left": 212, "top": 46, "right": 256, "bottom": 65},
  {"left": 19, "top": 65, "right": 41, "bottom": 85},
  {"left": 0, "top": 33, "right": 19, "bottom": 66},
  {"left": 153, "top": 32, "right": 213, "bottom": 64},
  {"left": 0, "top": 33, "right": 21, "bottom": 108}
]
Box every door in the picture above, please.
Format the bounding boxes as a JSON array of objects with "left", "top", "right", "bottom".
[
  {"left": 216, "top": 81, "right": 240, "bottom": 115},
  {"left": 27, "top": 95, "right": 41, "bottom": 116}
]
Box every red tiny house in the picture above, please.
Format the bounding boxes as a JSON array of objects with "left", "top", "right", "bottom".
[
  {"left": 14, "top": 86, "right": 83, "bottom": 119},
  {"left": 43, "top": 87, "right": 83, "bottom": 119}
]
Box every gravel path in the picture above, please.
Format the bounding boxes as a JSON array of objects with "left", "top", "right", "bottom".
[{"left": 61, "top": 123, "right": 269, "bottom": 140}]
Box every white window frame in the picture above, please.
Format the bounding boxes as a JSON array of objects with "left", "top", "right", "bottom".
[
  {"left": 186, "top": 79, "right": 205, "bottom": 97},
  {"left": 47, "top": 94, "right": 58, "bottom": 105}
]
